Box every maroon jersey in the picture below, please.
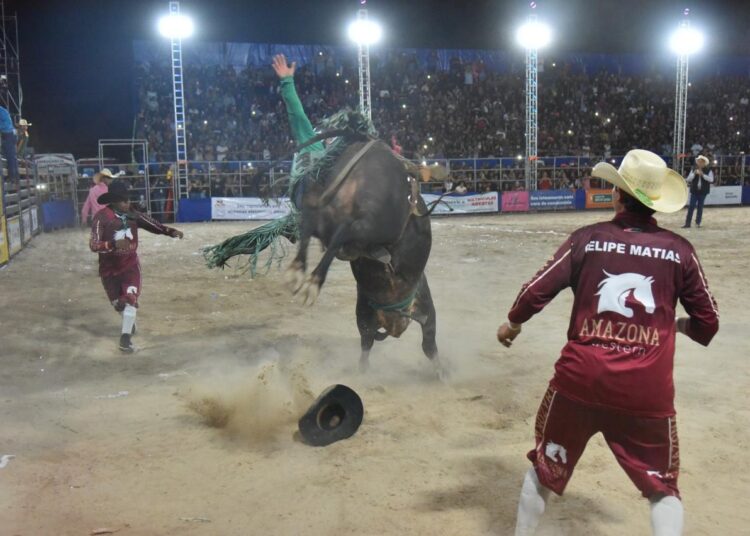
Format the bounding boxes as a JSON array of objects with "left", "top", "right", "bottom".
[
  {"left": 90, "top": 207, "right": 178, "bottom": 276},
  {"left": 508, "top": 212, "right": 719, "bottom": 417}
]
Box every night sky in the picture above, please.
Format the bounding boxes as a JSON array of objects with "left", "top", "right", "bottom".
[{"left": 12, "top": 0, "right": 750, "bottom": 157}]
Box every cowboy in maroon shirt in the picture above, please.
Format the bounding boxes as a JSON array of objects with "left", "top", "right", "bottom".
[
  {"left": 90, "top": 180, "right": 183, "bottom": 353},
  {"left": 498, "top": 150, "right": 719, "bottom": 536}
]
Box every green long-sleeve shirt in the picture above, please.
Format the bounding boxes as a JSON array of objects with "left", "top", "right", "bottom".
[{"left": 279, "top": 76, "right": 324, "bottom": 154}]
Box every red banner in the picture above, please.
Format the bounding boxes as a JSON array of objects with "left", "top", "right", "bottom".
[{"left": 501, "top": 191, "right": 530, "bottom": 212}]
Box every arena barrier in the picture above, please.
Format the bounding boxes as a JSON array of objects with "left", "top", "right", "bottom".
[
  {"left": 174, "top": 185, "right": 749, "bottom": 223},
  {"left": 1, "top": 160, "right": 40, "bottom": 266}
]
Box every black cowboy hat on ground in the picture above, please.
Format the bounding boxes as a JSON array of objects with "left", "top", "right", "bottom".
[
  {"left": 97, "top": 180, "right": 130, "bottom": 205},
  {"left": 298, "top": 384, "right": 364, "bottom": 447}
]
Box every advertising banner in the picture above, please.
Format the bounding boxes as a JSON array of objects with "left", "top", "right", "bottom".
[
  {"left": 211, "top": 197, "right": 292, "bottom": 220},
  {"left": 421, "top": 192, "right": 499, "bottom": 214},
  {"left": 529, "top": 190, "right": 576, "bottom": 210},
  {"left": 7, "top": 216, "right": 21, "bottom": 255},
  {"left": 501, "top": 191, "right": 530, "bottom": 212},
  {"left": 585, "top": 188, "right": 614, "bottom": 209},
  {"left": 0, "top": 217, "right": 8, "bottom": 265},
  {"left": 21, "top": 209, "right": 32, "bottom": 243},
  {"left": 703, "top": 186, "right": 742, "bottom": 206}
]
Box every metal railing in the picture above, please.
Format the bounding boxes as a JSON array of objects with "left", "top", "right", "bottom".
[{"left": 74, "top": 155, "right": 749, "bottom": 220}]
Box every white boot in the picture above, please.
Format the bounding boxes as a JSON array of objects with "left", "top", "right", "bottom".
[
  {"left": 514, "top": 468, "right": 551, "bottom": 536},
  {"left": 650, "top": 495, "right": 683, "bottom": 536}
]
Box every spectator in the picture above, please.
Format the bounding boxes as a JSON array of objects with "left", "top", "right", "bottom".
[
  {"left": 16, "top": 118, "right": 31, "bottom": 158},
  {"left": 0, "top": 105, "right": 19, "bottom": 181},
  {"left": 682, "top": 155, "right": 714, "bottom": 228},
  {"left": 81, "top": 169, "right": 115, "bottom": 224}
]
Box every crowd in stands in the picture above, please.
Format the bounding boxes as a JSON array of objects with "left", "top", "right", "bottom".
[{"left": 133, "top": 49, "right": 750, "bottom": 194}]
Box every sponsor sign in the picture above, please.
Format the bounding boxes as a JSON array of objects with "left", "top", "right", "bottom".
[
  {"left": 7, "top": 216, "right": 21, "bottom": 255},
  {"left": 529, "top": 189, "right": 576, "bottom": 210},
  {"left": 21, "top": 209, "right": 31, "bottom": 243},
  {"left": 501, "top": 191, "right": 530, "bottom": 212},
  {"left": 0, "top": 217, "right": 8, "bottom": 265},
  {"left": 421, "top": 192, "right": 499, "bottom": 214},
  {"left": 585, "top": 188, "right": 614, "bottom": 209},
  {"left": 703, "top": 186, "right": 742, "bottom": 206},
  {"left": 211, "top": 197, "right": 293, "bottom": 220}
]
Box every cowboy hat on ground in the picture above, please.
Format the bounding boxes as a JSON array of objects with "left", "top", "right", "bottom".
[
  {"left": 298, "top": 384, "right": 364, "bottom": 447},
  {"left": 592, "top": 149, "right": 688, "bottom": 213}
]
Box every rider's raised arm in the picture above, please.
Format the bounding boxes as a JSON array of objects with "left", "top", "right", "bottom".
[{"left": 272, "top": 54, "right": 323, "bottom": 152}]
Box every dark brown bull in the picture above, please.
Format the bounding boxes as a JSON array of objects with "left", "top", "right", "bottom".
[{"left": 286, "top": 139, "right": 443, "bottom": 376}]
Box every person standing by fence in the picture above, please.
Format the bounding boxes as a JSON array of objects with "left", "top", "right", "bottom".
[
  {"left": 682, "top": 155, "right": 713, "bottom": 228},
  {"left": 81, "top": 168, "right": 115, "bottom": 225},
  {"left": 0, "top": 105, "right": 19, "bottom": 182}
]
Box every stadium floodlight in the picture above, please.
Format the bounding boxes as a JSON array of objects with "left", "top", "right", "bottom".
[
  {"left": 347, "top": 18, "right": 383, "bottom": 45},
  {"left": 158, "top": 12, "right": 194, "bottom": 39},
  {"left": 349, "top": 3, "right": 382, "bottom": 121},
  {"left": 517, "top": 5, "right": 551, "bottom": 190},
  {"left": 670, "top": 10, "right": 703, "bottom": 173},
  {"left": 669, "top": 26, "right": 704, "bottom": 56},
  {"left": 516, "top": 20, "right": 552, "bottom": 50},
  {"left": 159, "top": 1, "right": 193, "bottom": 204}
]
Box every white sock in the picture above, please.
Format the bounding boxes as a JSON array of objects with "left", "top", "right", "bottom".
[
  {"left": 121, "top": 305, "right": 137, "bottom": 335},
  {"left": 514, "top": 468, "right": 551, "bottom": 536},
  {"left": 650, "top": 495, "right": 683, "bottom": 536}
]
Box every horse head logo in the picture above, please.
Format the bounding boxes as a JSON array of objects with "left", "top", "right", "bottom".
[{"left": 595, "top": 270, "right": 655, "bottom": 318}]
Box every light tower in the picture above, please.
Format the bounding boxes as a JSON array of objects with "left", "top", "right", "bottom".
[
  {"left": 347, "top": 1, "right": 382, "bottom": 121},
  {"left": 516, "top": 3, "right": 551, "bottom": 189},
  {"left": 669, "top": 9, "right": 704, "bottom": 173},
  {"left": 158, "top": 1, "right": 194, "bottom": 204}
]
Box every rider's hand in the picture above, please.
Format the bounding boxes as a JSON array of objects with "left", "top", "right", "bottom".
[
  {"left": 272, "top": 54, "right": 296, "bottom": 79},
  {"left": 497, "top": 321, "right": 522, "bottom": 348}
]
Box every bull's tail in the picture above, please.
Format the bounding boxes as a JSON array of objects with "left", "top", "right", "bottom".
[{"left": 202, "top": 213, "right": 299, "bottom": 276}]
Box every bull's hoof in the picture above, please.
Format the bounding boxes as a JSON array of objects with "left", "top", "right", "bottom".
[
  {"left": 300, "top": 275, "right": 322, "bottom": 306},
  {"left": 431, "top": 356, "right": 450, "bottom": 384},
  {"left": 285, "top": 263, "right": 306, "bottom": 294}
]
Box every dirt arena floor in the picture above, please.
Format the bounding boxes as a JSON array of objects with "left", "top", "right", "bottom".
[{"left": 1, "top": 207, "right": 747, "bottom": 535}]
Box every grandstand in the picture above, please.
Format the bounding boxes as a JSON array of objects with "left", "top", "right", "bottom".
[{"left": 126, "top": 42, "right": 750, "bottom": 207}]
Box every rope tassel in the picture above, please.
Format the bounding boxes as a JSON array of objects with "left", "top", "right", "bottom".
[{"left": 202, "top": 213, "right": 299, "bottom": 276}]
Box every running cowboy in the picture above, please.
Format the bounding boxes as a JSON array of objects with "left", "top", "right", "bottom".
[{"left": 90, "top": 180, "right": 184, "bottom": 353}]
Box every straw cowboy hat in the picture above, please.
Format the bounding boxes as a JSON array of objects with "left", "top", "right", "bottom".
[
  {"left": 695, "top": 155, "right": 710, "bottom": 166},
  {"left": 98, "top": 168, "right": 116, "bottom": 179},
  {"left": 592, "top": 149, "right": 688, "bottom": 213},
  {"left": 17, "top": 118, "right": 31, "bottom": 127}
]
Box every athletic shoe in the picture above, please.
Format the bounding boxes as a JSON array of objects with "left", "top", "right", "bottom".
[{"left": 119, "top": 334, "right": 135, "bottom": 353}]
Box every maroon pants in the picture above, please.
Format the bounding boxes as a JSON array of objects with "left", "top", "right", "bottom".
[
  {"left": 101, "top": 264, "right": 141, "bottom": 311},
  {"left": 528, "top": 387, "right": 680, "bottom": 498}
]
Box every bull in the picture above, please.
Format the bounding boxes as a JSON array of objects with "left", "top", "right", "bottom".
[{"left": 205, "top": 120, "right": 444, "bottom": 378}]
